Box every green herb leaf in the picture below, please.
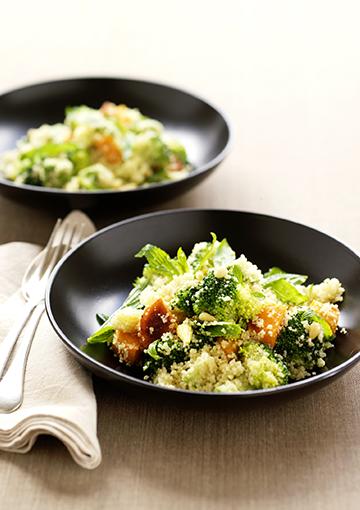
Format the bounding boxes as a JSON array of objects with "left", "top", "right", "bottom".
[
  {"left": 146, "top": 342, "right": 162, "bottom": 361},
  {"left": 88, "top": 276, "right": 148, "bottom": 345},
  {"left": 264, "top": 267, "right": 308, "bottom": 285},
  {"left": 264, "top": 267, "right": 308, "bottom": 304},
  {"left": 21, "top": 142, "right": 78, "bottom": 161},
  {"left": 232, "top": 264, "right": 244, "bottom": 283},
  {"left": 189, "top": 233, "right": 217, "bottom": 271},
  {"left": 135, "top": 244, "right": 187, "bottom": 279},
  {"left": 96, "top": 313, "right": 109, "bottom": 326},
  {"left": 121, "top": 276, "right": 148, "bottom": 309},
  {"left": 176, "top": 247, "right": 189, "bottom": 273},
  {"left": 309, "top": 312, "right": 333, "bottom": 339},
  {"left": 194, "top": 321, "right": 243, "bottom": 338},
  {"left": 87, "top": 324, "right": 114, "bottom": 344},
  {"left": 213, "top": 238, "right": 236, "bottom": 267},
  {"left": 265, "top": 278, "right": 307, "bottom": 305}
]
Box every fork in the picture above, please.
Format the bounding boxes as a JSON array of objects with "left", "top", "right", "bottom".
[{"left": 0, "top": 219, "right": 84, "bottom": 413}]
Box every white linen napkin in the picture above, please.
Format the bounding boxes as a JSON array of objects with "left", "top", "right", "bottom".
[{"left": 0, "top": 235, "right": 101, "bottom": 469}]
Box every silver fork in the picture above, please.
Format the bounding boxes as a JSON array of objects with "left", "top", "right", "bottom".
[{"left": 0, "top": 219, "right": 84, "bottom": 413}]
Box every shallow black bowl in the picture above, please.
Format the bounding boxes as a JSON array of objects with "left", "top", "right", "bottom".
[
  {"left": 46, "top": 209, "right": 360, "bottom": 401},
  {"left": 0, "top": 78, "right": 231, "bottom": 210}
]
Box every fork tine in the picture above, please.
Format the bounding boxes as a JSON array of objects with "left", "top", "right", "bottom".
[
  {"left": 56, "top": 223, "right": 73, "bottom": 261},
  {"left": 59, "top": 222, "right": 83, "bottom": 258},
  {"left": 44, "top": 222, "right": 84, "bottom": 276},
  {"left": 64, "top": 222, "right": 80, "bottom": 252},
  {"left": 37, "top": 219, "right": 62, "bottom": 277},
  {"left": 44, "top": 222, "right": 72, "bottom": 276},
  {"left": 71, "top": 222, "right": 85, "bottom": 247}
]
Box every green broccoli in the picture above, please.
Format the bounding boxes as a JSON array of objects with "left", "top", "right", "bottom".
[
  {"left": 236, "top": 284, "right": 261, "bottom": 320},
  {"left": 239, "top": 341, "right": 288, "bottom": 388},
  {"left": 146, "top": 168, "right": 170, "bottom": 183},
  {"left": 143, "top": 325, "right": 226, "bottom": 379},
  {"left": 275, "top": 309, "right": 334, "bottom": 380},
  {"left": 166, "top": 139, "right": 188, "bottom": 164},
  {"left": 133, "top": 134, "right": 170, "bottom": 168},
  {"left": 173, "top": 270, "right": 260, "bottom": 322},
  {"left": 21, "top": 169, "right": 43, "bottom": 186},
  {"left": 173, "top": 285, "right": 198, "bottom": 316},
  {"left": 143, "top": 332, "right": 187, "bottom": 377},
  {"left": 182, "top": 271, "right": 239, "bottom": 321},
  {"left": 70, "top": 148, "right": 91, "bottom": 171}
]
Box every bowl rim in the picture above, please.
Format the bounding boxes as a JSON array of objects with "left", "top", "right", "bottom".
[
  {"left": 45, "top": 208, "right": 360, "bottom": 398},
  {"left": 0, "top": 75, "right": 233, "bottom": 196}
]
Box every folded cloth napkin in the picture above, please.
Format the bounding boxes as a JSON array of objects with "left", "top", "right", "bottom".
[{"left": 0, "top": 239, "right": 101, "bottom": 469}]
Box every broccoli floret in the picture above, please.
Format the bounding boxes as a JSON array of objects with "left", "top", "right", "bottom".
[
  {"left": 143, "top": 332, "right": 187, "bottom": 378},
  {"left": 190, "top": 271, "right": 239, "bottom": 321},
  {"left": 236, "top": 284, "right": 261, "bottom": 320},
  {"left": 146, "top": 168, "right": 170, "bottom": 183},
  {"left": 21, "top": 169, "right": 43, "bottom": 186},
  {"left": 173, "top": 286, "right": 197, "bottom": 315},
  {"left": 166, "top": 139, "right": 188, "bottom": 164},
  {"left": 70, "top": 148, "right": 91, "bottom": 171},
  {"left": 173, "top": 270, "right": 261, "bottom": 322},
  {"left": 133, "top": 134, "right": 170, "bottom": 168},
  {"left": 143, "top": 326, "right": 222, "bottom": 379},
  {"left": 275, "top": 309, "right": 334, "bottom": 380},
  {"left": 239, "top": 341, "right": 288, "bottom": 388},
  {"left": 189, "top": 331, "right": 217, "bottom": 350}
]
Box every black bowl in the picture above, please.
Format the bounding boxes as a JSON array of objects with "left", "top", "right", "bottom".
[
  {"left": 0, "top": 78, "right": 231, "bottom": 210},
  {"left": 46, "top": 209, "right": 360, "bottom": 401}
]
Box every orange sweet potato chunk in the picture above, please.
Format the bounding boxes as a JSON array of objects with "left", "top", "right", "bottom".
[
  {"left": 218, "top": 339, "right": 238, "bottom": 358},
  {"left": 248, "top": 305, "right": 287, "bottom": 348},
  {"left": 112, "top": 330, "right": 143, "bottom": 365},
  {"left": 92, "top": 134, "right": 122, "bottom": 165},
  {"left": 140, "top": 299, "right": 177, "bottom": 348}
]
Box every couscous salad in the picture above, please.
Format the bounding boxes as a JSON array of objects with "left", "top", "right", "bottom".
[
  {"left": 0, "top": 103, "right": 190, "bottom": 191},
  {"left": 87, "top": 234, "right": 345, "bottom": 393}
]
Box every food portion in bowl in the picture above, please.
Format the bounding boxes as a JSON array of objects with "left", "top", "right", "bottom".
[
  {"left": 87, "top": 234, "right": 346, "bottom": 393},
  {"left": 0, "top": 103, "right": 190, "bottom": 191}
]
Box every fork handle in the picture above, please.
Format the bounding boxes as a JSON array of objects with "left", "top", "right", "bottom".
[
  {"left": 0, "top": 302, "right": 45, "bottom": 413},
  {"left": 0, "top": 300, "right": 38, "bottom": 379}
]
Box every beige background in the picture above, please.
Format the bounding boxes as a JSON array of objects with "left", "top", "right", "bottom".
[{"left": 1, "top": 1, "right": 360, "bottom": 508}]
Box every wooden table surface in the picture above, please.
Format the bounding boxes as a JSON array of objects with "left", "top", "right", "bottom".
[{"left": 1, "top": 2, "right": 360, "bottom": 509}]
